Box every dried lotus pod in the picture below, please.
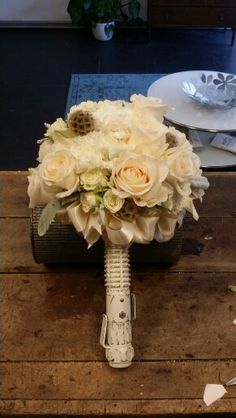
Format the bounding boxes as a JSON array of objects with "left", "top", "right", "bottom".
[
  {"left": 68, "top": 110, "right": 95, "bottom": 136},
  {"left": 166, "top": 132, "right": 177, "bottom": 148},
  {"left": 118, "top": 199, "right": 137, "bottom": 222}
]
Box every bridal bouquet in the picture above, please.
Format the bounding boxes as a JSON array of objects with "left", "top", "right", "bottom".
[{"left": 28, "top": 94, "right": 209, "bottom": 367}]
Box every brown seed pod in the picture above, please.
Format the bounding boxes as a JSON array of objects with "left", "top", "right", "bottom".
[
  {"left": 166, "top": 132, "right": 177, "bottom": 148},
  {"left": 68, "top": 110, "right": 95, "bottom": 136}
]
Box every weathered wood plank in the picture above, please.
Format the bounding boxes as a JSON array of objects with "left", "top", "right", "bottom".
[
  {"left": 195, "top": 171, "right": 236, "bottom": 217},
  {"left": 177, "top": 216, "right": 236, "bottom": 272},
  {"left": 1, "top": 171, "right": 236, "bottom": 218},
  {"left": 3, "top": 398, "right": 236, "bottom": 417},
  {"left": 1, "top": 398, "right": 236, "bottom": 416},
  {"left": 0, "top": 171, "right": 29, "bottom": 218},
  {"left": 1, "top": 361, "right": 236, "bottom": 400},
  {"left": 1, "top": 170, "right": 236, "bottom": 417},
  {"left": 1, "top": 273, "right": 235, "bottom": 361},
  {"left": 2, "top": 217, "right": 236, "bottom": 272}
]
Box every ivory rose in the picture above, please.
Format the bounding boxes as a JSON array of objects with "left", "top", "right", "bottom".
[
  {"left": 131, "top": 94, "right": 170, "bottom": 122},
  {"left": 39, "top": 150, "right": 78, "bottom": 196},
  {"left": 45, "top": 118, "right": 74, "bottom": 141},
  {"left": 27, "top": 167, "right": 56, "bottom": 208},
  {"left": 103, "top": 190, "right": 125, "bottom": 213},
  {"left": 129, "top": 117, "right": 168, "bottom": 158},
  {"left": 112, "top": 152, "right": 169, "bottom": 207},
  {"left": 168, "top": 150, "right": 201, "bottom": 182},
  {"left": 80, "top": 168, "right": 108, "bottom": 191},
  {"left": 80, "top": 191, "right": 102, "bottom": 213},
  {"left": 38, "top": 139, "right": 54, "bottom": 162}
]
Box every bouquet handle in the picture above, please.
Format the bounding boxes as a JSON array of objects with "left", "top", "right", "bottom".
[{"left": 100, "top": 245, "right": 135, "bottom": 368}]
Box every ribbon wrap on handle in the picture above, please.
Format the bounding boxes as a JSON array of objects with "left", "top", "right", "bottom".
[{"left": 100, "top": 245, "right": 134, "bottom": 368}]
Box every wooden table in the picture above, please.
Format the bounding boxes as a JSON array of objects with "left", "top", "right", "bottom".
[{"left": 1, "top": 171, "right": 236, "bottom": 417}]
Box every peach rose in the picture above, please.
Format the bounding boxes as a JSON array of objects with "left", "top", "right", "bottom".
[{"left": 112, "top": 152, "right": 169, "bottom": 207}]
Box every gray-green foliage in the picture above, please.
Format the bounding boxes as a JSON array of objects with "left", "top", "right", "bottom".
[
  {"left": 38, "top": 199, "right": 62, "bottom": 237},
  {"left": 38, "top": 193, "right": 80, "bottom": 237}
]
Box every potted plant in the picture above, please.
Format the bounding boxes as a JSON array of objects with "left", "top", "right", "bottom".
[{"left": 67, "top": 0, "right": 141, "bottom": 41}]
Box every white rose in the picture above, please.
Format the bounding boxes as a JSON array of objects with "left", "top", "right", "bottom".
[
  {"left": 130, "top": 122, "right": 168, "bottom": 158},
  {"left": 39, "top": 150, "right": 78, "bottom": 196},
  {"left": 103, "top": 190, "right": 125, "bottom": 213},
  {"left": 80, "top": 192, "right": 102, "bottom": 213},
  {"left": 80, "top": 168, "right": 108, "bottom": 190},
  {"left": 131, "top": 94, "right": 170, "bottom": 122},
  {"left": 112, "top": 152, "right": 169, "bottom": 207},
  {"left": 38, "top": 139, "right": 54, "bottom": 162},
  {"left": 27, "top": 167, "right": 56, "bottom": 208},
  {"left": 45, "top": 118, "right": 74, "bottom": 141},
  {"left": 168, "top": 151, "right": 201, "bottom": 182}
]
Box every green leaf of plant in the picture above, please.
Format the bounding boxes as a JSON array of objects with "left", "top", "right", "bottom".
[
  {"left": 228, "top": 285, "right": 236, "bottom": 293},
  {"left": 105, "top": 22, "right": 115, "bottom": 36},
  {"left": 128, "top": 0, "right": 140, "bottom": 19},
  {"left": 67, "top": 0, "right": 85, "bottom": 23},
  {"left": 38, "top": 199, "right": 61, "bottom": 237}
]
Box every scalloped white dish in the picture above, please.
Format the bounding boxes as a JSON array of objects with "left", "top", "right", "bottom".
[
  {"left": 147, "top": 71, "right": 236, "bottom": 167},
  {"left": 147, "top": 71, "right": 236, "bottom": 132},
  {"left": 182, "top": 71, "right": 236, "bottom": 109}
]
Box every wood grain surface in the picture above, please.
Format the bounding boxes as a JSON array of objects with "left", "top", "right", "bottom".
[{"left": 1, "top": 171, "right": 236, "bottom": 417}]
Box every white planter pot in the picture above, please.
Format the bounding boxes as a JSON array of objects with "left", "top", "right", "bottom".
[{"left": 92, "top": 21, "right": 115, "bottom": 41}]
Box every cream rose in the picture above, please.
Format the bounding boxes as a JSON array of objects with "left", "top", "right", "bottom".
[
  {"left": 80, "top": 168, "right": 108, "bottom": 191},
  {"left": 27, "top": 167, "right": 56, "bottom": 208},
  {"left": 103, "top": 190, "right": 124, "bottom": 213},
  {"left": 168, "top": 151, "right": 201, "bottom": 182},
  {"left": 112, "top": 152, "right": 169, "bottom": 207},
  {"left": 38, "top": 139, "right": 54, "bottom": 162},
  {"left": 45, "top": 118, "right": 75, "bottom": 141},
  {"left": 130, "top": 124, "right": 168, "bottom": 158},
  {"left": 39, "top": 150, "right": 78, "bottom": 196},
  {"left": 80, "top": 192, "right": 102, "bottom": 213},
  {"left": 131, "top": 94, "right": 170, "bottom": 122}
]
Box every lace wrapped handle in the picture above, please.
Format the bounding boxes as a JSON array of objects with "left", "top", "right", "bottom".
[{"left": 100, "top": 245, "right": 135, "bottom": 368}]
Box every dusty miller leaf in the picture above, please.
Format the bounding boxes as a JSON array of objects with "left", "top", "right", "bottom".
[
  {"left": 38, "top": 199, "right": 61, "bottom": 237},
  {"left": 61, "top": 192, "right": 80, "bottom": 207},
  {"left": 228, "top": 285, "right": 236, "bottom": 293}
]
